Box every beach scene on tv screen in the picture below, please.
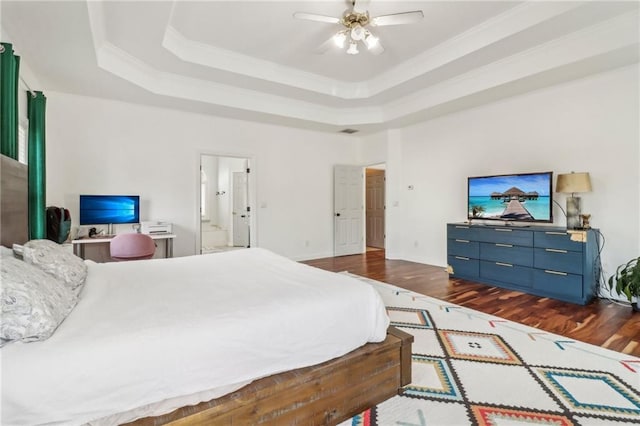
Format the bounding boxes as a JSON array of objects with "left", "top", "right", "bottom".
[{"left": 468, "top": 174, "right": 551, "bottom": 221}]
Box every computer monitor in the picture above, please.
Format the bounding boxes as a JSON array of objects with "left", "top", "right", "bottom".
[{"left": 79, "top": 195, "right": 140, "bottom": 225}]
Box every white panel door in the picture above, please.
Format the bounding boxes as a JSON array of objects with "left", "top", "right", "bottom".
[
  {"left": 334, "top": 165, "right": 364, "bottom": 256},
  {"left": 232, "top": 171, "right": 249, "bottom": 247}
]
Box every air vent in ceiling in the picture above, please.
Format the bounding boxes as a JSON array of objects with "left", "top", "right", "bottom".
[{"left": 339, "top": 128, "right": 359, "bottom": 134}]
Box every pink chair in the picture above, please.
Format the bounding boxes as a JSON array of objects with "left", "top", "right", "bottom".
[{"left": 110, "top": 233, "right": 156, "bottom": 261}]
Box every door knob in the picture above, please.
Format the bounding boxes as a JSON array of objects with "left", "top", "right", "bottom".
[{"left": 335, "top": 213, "right": 341, "bottom": 217}]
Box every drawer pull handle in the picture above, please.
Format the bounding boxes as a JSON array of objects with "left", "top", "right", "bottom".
[
  {"left": 545, "top": 248, "right": 568, "bottom": 254},
  {"left": 495, "top": 243, "right": 513, "bottom": 248},
  {"left": 455, "top": 226, "right": 470, "bottom": 229},
  {"left": 544, "top": 270, "right": 567, "bottom": 276},
  {"left": 455, "top": 239, "right": 470, "bottom": 243},
  {"left": 545, "top": 232, "right": 567, "bottom": 236},
  {"left": 495, "top": 229, "right": 512, "bottom": 232},
  {"left": 455, "top": 256, "right": 470, "bottom": 261},
  {"left": 496, "top": 262, "right": 513, "bottom": 267}
]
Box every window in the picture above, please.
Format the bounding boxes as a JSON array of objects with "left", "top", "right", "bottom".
[
  {"left": 18, "top": 81, "right": 29, "bottom": 164},
  {"left": 18, "top": 121, "right": 27, "bottom": 164}
]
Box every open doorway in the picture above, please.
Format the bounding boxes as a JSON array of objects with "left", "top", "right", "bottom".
[
  {"left": 365, "top": 164, "right": 385, "bottom": 252},
  {"left": 200, "top": 154, "right": 250, "bottom": 254}
]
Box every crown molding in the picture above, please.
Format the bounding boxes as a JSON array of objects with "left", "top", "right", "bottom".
[
  {"left": 382, "top": 11, "right": 640, "bottom": 122},
  {"left": 366, "top": 1, "right": 583, "bottom": 97},
  {"left": 163, "top": 26, "right": 362, "bottom": 100}
]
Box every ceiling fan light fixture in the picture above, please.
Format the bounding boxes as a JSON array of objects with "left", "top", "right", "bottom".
[
  {"left": 350, "top": 24, "right": 365, "bottom": 41},
  {"left": 365, "top": 33, "right": 379, "bottom": 50},
  {"left": 294, "top": 5, "right": 423, "bottom": 56},
  {"left": 333, "top": 31, "right": 347, "bottom": 48}
]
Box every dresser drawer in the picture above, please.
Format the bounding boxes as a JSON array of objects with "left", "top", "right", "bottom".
[
  {"left": 480, "top": 242, "right": 533, "bottom": 267},
  {"left": 448, "top": 255, "right": 479, "bottom": 278},
  {"left": 533, "top": 269, "right": 583, "bottom": 299},
  {"left": 477, "top": 228, "right": 533, "bottom": 246},
  {"left": 447, "top": 224, "right": 478, "bottom": 240},
  {"left": 534, "top": 230, "right": 584, "bottom": 251},
  {"left": 448, "top": 239, "right": 479, "bottom": 258},
  {"left": 480, "top": 260, "right": 533, "bottom": 288},
  {"left": 534, "top": 248, "right": 583, "bottom": 275}
]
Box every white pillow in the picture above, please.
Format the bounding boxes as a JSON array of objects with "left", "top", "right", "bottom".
[
  {"left": 22, "top": 239, "right": 87, "bottom": 296},
  {"left": 0, "top": 256, "right": 77, "bottom": 346}
]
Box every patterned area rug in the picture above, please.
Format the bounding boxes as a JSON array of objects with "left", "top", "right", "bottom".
[{"left": 340, "top": 273, "right": 640, "bottom": 426}]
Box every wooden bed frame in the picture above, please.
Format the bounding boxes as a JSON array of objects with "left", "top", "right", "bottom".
[
  {"left": 127, "top": 327, "right": 413, "bottom": 425},
  {"left": 1, "top": 154, "right": 413, "bottom": 425}
]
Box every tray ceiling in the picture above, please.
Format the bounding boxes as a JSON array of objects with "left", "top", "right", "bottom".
[{"left": 2, "top": 1, "right": 638, "bottom": 134}]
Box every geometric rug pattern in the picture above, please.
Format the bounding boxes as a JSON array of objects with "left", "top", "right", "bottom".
[{"left": 339, "top": 274, "right": 640, "bottom": 426}]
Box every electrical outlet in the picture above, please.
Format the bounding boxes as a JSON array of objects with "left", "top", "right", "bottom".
[{"left": 304, "top": 240, "right": 310, "bottom": 247}]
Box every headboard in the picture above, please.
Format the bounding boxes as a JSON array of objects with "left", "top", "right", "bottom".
[{"left": 1, "top": 154, "right": 29, "bottom": 247}]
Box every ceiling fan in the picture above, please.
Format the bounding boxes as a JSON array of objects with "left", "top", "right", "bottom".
[{"left": 293, "top": 0, "right": 424, "bottom": 55}]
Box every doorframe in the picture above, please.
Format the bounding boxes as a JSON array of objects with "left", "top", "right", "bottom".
[{"left": 196, "top": 151, "right": 257, "bottom": 254}]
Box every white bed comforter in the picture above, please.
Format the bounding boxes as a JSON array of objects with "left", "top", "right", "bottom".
[{"left": 1, "top": 248, "right": 389, "bottom": 426}]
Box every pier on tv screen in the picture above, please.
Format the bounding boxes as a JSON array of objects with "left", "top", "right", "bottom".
[{"left": 467, "top": 172, "right": 553, "bottom": 223}]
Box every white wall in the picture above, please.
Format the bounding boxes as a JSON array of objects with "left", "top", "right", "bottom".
[
  {"left": 45, "top": 92, "right": 359, "bottom": 260},
  {"left": 359, "top": 65, "right": 639, "bottom": 299}
]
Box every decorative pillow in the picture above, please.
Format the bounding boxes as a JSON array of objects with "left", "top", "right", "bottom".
[
  {"left": 12, "top": 244, "right": 24, "bottom": 258},
  {"left": 1, "top": 256, "right": 77, "bottom": 346},
  {"left": 22, "top": 239, "right": 88, "bottom": 295}
]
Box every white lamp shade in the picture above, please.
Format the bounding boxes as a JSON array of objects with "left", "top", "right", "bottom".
[
  {"left": 351, "top": 24, "right": 365, "bottom": 41},
  {"left": 365, "top": 33, "right": 379, "bottom": 49},
  {"left": 333, "top": 32, "right": 346, "bottom": 48},
  {"left": 556, "top": 172, "right": 592, "bottom": 193}
]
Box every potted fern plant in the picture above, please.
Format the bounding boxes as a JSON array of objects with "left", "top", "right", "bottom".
[{"left": 608, "top": 256, "right": 640, "bottom": 312}]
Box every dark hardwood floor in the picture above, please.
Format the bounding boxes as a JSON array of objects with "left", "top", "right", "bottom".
[{"left": 303, "top": 250, "right": 640, "bottom": 357}]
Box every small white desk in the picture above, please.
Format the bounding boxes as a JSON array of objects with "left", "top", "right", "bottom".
[{"left": 72, "top": 233, "right": 176, "bottom": 260}]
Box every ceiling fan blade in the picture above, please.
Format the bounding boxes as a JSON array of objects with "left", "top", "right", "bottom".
[
  {"left": 293, "top": 12, "right": 341, "bottom": 24},
  {"left": 371, "top": 10, "right": 424, "bottom": 26}
]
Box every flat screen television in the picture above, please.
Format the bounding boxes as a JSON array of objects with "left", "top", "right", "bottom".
[
  {"left": 468, "top": 172, "right": 553, "bottom": 223},
  {"left": 79, "top": 195, "right": 140, "bottom": 225}
]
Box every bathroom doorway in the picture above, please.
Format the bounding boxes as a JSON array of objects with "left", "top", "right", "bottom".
[{"left": 200, "top": 154, "right": 250, "bottom": 254}]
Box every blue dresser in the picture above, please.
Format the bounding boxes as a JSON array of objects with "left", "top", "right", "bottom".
[{"left": 447, "top": 223, "right": 599, "bottom": 305}]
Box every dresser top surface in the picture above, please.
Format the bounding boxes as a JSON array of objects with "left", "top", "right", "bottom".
[{"left": 448, "top": 222, "right": 597, "bottom": 233}]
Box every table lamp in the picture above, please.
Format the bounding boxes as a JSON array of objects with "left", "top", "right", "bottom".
[{"left": 555, "top": 172, "right": 592, "bottom": 229}]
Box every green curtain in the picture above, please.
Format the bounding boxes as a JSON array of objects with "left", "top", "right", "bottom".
[
  {"left": 0, "top": 42, "right": 20, "bottom": 159},
  {"left": 28, "top": 91, "right": 46, "bottom": 240}
]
